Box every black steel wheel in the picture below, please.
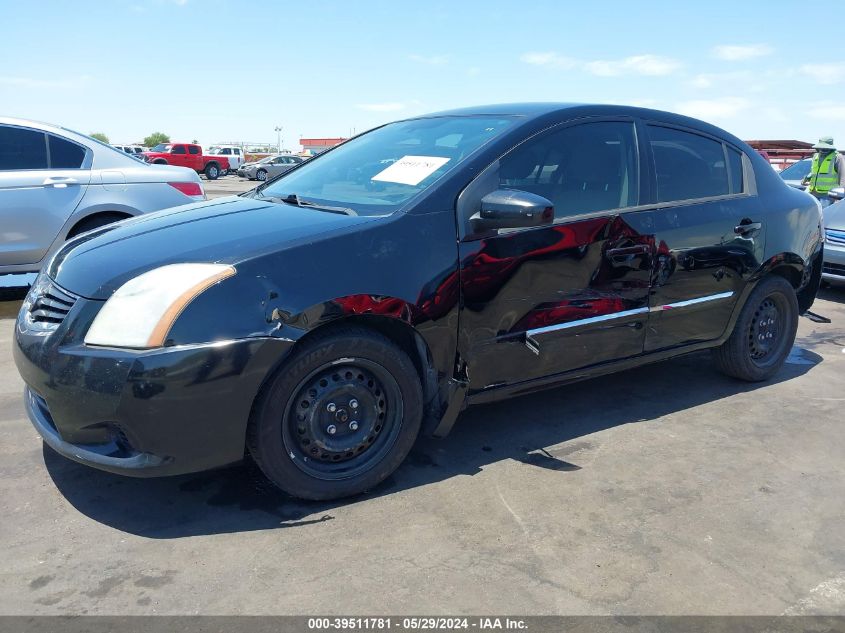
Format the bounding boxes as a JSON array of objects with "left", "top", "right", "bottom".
[
  {"left": 712, "top": 275, "right": 798, "bottom": 381},
  {"left": 283, "top": 358, "right": 402, "bottom": 480},
  {"left": 247, "top": 327, "right": 423, "bottom": 500}
]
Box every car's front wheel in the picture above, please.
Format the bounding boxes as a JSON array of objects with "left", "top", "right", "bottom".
[
  {"left": 247, "top": 327, "right": 423, "bottom": 500},
  {"left": 256, "top": 169, "right": 267, "bottom": 182},
  {"left": 712, "top": 275, "right": 799, "bottom": 381}
]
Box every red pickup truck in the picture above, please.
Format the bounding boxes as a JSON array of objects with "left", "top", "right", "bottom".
[{"left": 143, "top": 143, "right": 230, "bottom": 180}]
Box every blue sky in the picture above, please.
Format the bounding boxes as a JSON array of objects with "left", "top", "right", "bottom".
[{"left": 2, "top": 0, "right": 844, "bottom": 150}]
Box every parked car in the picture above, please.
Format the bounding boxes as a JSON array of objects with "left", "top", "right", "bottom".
[
  {"left": 13, "top": 103, "right": 823, "bottom": 501},
  {"left": 142, "top": 143, "right": 229, "bottom": 180},
  {"left": 207, "top": 145, "right": 245, "bottom": 172},
  {"left": 779, "top": 158, "right": 812, "bottom": 190},
  {"left": 238, "top": 154, "right": 304, "bottom": 181},
  {"left": 112, "top": 144, "right": 145, "bottom": 156},
  {"left": 0, "top": 117, "right": 206, "bottom": 278},
  {"left": 822, "top": 196, "right": 845, "bottom": 283}
]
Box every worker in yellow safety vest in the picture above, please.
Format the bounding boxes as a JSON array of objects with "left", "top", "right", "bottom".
[{"left": 803, "top": 136, "right": 845, "bottom": 207}]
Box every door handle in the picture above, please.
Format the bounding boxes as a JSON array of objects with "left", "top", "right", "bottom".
[
  {"left": 607, "top": 244, "right": 650, "bottom": 257},
  {"left": 43, "top": 177, "right": 79, "bottom": 188},
  {"left": 734, "top": 221, "right": 762, "bottom": 235}
]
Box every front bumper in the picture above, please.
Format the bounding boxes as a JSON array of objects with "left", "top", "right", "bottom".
[
  {"left": 13, "top": 294, "right": 294, "bottom": 477},
  {"left": 822, "top": 238, "right": 845, "bottom": 281}
]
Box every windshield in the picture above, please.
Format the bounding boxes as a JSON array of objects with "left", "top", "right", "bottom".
[
  {"left": 258, "top": 115, "right": 513, "bottom": 215},
  {"left": 779, "top": 159, "right": 812, "bottom": 180},
  {"left": 207, "top": 147, "right": 222, "bottom": 154},
  {"left": 151, "top": 143, "right": 172, "bottom": 152},
  {"left": 254, "top": 155, "right": 276, "bottom": 164}
]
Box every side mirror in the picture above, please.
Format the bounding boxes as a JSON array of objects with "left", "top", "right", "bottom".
[
  {"left": 470, "top": 189, "right": 554, "bottom": 232},
  {"left": 828, "top": 187, "right": 845, "bottom": 201}
]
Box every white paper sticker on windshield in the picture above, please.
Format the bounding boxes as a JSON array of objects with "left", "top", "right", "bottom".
[{"left": 371, "top": 155, "right": 451, "bottom": 186}]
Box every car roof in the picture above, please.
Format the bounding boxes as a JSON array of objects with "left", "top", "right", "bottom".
[{"left": 409, "top": 102, "right": 747, "bottom": 147}]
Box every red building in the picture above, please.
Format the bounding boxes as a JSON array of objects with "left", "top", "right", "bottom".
[
  {"left": 745, "top": 140, "right": 815, "bottom": 170},
  {"left": 300, "top": 137, "right": 346, "bottom": 155}
]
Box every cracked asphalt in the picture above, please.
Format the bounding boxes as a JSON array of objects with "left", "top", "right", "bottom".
[{"left": 1, "top": 287, "right": 843, "bottom": 615}]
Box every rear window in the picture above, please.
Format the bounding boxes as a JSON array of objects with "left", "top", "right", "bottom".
[
  {"left": 49, "top": 134, "right": 86, "bottom": 168},
  {"left": 649, "top": 126, "right": 729, "bottom": 202},
  {"left": 0, "top": 125, "right": 48, "bottom": 170}
]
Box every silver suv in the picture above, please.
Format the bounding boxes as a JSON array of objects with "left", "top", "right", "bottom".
[{"left": 0, "top": 117, "right": 206, "bottom": 278}]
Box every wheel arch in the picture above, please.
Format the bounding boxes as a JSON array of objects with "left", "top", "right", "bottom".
[
  {"left": 66, "top": 210, "right": 134, "bottom": 238},
  {"left": 753, "top": 249, "right": 822, "bottom": 313},
  {"left": 293, "top": 314, "right": 440, "bottom": 421}
]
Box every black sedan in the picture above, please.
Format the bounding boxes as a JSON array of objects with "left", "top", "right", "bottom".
[{"left": 14, "top": 103, "right": 824, "bottom": 500}]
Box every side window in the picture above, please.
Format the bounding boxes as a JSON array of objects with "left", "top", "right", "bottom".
[
  {"left": 48, "top": 135, "right": 86, "bottom": 169},
  {"left": 221, "top": 148, "right": 231, "bottom": 155},
  {"left": 727, "top": 147, "right": 744, "bottom": 194},
  {"left": 187, "top": 145, "right": 200, "bottom": 155},
  {"left": 0, "top": 126, "right": 48, "bottom": 170},
  {"left": 648, "top": 126, "right": 729, "bottom": 202},
  {"left": 498, "top": 121, "right": 639, "bottom": 218},
  {"left": 234, "top": 149, "right": 241, "bottom": 155},
  {"left": 172, "top": 145, "right": 187, "bottom": 154}
]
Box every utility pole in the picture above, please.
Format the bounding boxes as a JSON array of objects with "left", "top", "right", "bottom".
[{"left": 274, "top": 126, "right": 283, "bottom": 153}]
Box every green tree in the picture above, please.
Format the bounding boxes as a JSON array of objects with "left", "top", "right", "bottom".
[
  {"left": 90, "top": 132, "right": 109, "bottom": 143},
  {"left": 143, "top": 132, "right": 170, "bottom": 147}
]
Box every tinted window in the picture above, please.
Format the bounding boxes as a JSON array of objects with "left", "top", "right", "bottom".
[
  {"left": 649, "top": 126, "right": 729, "bottom": 202},
  {"left": 221, "top": 148, "right": 231, "bottom": 154},
  {"left": 499, "top": 121, "right": 639, "bottom": 218},
  {"left": 172, "top": 145, "right": 186, "bottom": 154},
  {"left": 0, "top": 126, "right": 48, "bottom": 170},
  {"left": 188, "top": 145, "right": 200, "bottom": 155},
  {"left": 49, "top": 135, "right": 86, "bottom": 168},
  {"left": 234, "top": 149, "right": 241, "bottom": 155},
  {"left": 727, "top": 147, "right": 744, "bottom": 194}
]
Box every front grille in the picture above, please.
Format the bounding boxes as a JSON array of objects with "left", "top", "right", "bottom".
[
  {"left": 823, "top": 262, "right": 845, "bottom": 276},
  {"left": 25, "top": 276, "right": 78, "bottom": 331},
  {"left": 826, "top": 229, "right": 845, "bottom": 246}
]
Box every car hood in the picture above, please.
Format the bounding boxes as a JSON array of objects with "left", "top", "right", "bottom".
[
  {"left": 48, "top": 196, "right": 377, "bottom": 300},
  {"left": 824, "top": 199, "right": 845, "bottom": 231}
]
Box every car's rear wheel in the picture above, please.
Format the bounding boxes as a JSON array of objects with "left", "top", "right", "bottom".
[
  {"left": 247, "top": 327, "right": 423, "bottom": 500},
  {"left": 204, "top": 163, "right": 220, "bottom": 180},
  {"left": 256, "top": 169, "right": 267, "bottom": 182},
  {"left": 712, "top": 275, "right": 799, "bottom": 381}
]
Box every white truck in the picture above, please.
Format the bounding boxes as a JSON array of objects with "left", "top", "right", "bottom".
[{"left": 206, "top": 145, "right": 245, "bottom": 172}]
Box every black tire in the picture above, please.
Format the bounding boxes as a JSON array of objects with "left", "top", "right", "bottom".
[
  {"left": 204, "top": 163, "right": 220, "bottom": 180},
  {"left": 67, "top": 212, "right": 129, "bottom": 238},
  {"left": 712, "top": 275, "right": 799, "bottom": 381},
  {"left": 246, "top": 327, "right": 423, "bottom": 500},
  {"left": 256, "top": 169, "right": 267, "bottom": 182}
]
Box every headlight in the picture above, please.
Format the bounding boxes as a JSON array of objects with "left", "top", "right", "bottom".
[{"left": 84, "top": 263, "right": 235, "bottom": 349}]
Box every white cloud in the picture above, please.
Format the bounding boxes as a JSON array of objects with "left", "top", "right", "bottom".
[
  {"left": 520, "top": 52, "right": 579, "bottom": 69},
  {"left": 676, "top": 97, "right": 751, "bottom": 120},
  {"left": 356, "top": 102, "right": 407, "bottom": 112},
  {"left": 521, "top": 52, "right": 680, "bottom": 76},
  {"left": 409, "top": 54, "right": 448, "bottom": 65},
  {"left": 712, "top": 44, "right": 773, "bottom": 61},
  {"left": 799, "top": 63, "right": 845, "bottom": 85},
  {"left": 584, "top": 54, "right": 681, "bottom": 77},
  {"left": 807, "top": 103, "right": 845, "bottom": 121}
]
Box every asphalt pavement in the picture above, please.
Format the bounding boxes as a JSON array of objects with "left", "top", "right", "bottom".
[{"left": 1, "top": 284, "right": 844, "bottom": 614}]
